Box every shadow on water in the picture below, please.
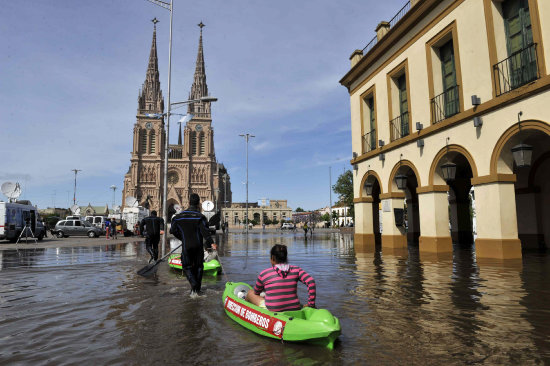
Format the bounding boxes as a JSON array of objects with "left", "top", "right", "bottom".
[{"left": 1, "top": 234, "right": 550, "bottom": 365}]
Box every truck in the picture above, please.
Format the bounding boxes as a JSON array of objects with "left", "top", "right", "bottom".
[
  {"left": 122, "top": 206, "right": 149, "bottom": 234},
  {"left": 0, "top": 201, "right": 45, "bottom": 242}
]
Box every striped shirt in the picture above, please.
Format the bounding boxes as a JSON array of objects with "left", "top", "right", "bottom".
[{"left": 254, "top": 264, "right": 316, "bottom": 312}]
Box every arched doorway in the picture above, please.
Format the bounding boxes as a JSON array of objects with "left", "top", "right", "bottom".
[
  {"left": 389, "top": 160, "right": 421, "bottom": 246},
  {"left": 492, "top": 122, "right": 550, "bottom": 250},
  {"left": 431, "top": 146, "right": 477, "bottom": 247},
  {"left": 362, "top": 172, "right": 382, "bottom": 246}
]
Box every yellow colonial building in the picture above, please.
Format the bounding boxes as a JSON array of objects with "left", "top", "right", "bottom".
[{"left": 340, "top": 0, "right": 550, "bottom": 259}]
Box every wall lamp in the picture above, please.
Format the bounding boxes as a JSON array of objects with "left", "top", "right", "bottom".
[
  {"left": 473, "top": 116, "right": 483, "bottom": 127},
  {"left": 417, "top": 139, "right": 424, "bottom": 147},
  {"left": 512, "top": 111, "right": 533, "bottom": 168},
  {"left": 416, "top": 122, "right": 423, "bottom": 131},
  {"left": 471, "top": 95, "right": 481, "bottom": 106},
  {"left": 379, "top": 153, "right": 385, "bottom": 161},
  {"left": 378, "top": 139, "right": 385, "bottom": 147}
]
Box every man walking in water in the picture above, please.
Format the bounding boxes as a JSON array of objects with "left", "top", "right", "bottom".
[
  {"left": 170, "top": 193, "right": 217, "bottom": 297},
  {"left": 140, "top": 210, "right": 164, "bottom": 262}
]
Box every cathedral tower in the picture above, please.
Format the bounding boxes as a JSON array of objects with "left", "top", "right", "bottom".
[{"left": 122, "top": 19, "right": 165, "bottom": 212}]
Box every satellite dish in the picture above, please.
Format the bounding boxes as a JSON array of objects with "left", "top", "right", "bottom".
[
  {"left": 70, "top": 204, "right": 80, "bottom": 214},
  {"left": 1, "top": 182, "right": 22, "bottom": 202},
  {"left": 113, "top": 205, "right": 121, "bottom": 213},
  {"left": 125, "top": 196, "right": 139, "bottom": 208},
  {"left": 202, "top": 200, "right": 214, "bottom": 212}
]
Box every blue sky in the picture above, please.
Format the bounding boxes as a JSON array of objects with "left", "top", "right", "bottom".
[{"left": 1, "top": 0, "right": 405, "bottom": 211}]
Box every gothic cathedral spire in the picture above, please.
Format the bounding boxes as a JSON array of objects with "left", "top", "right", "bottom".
[
  {"left": 188, "top": 22, "right": 211, "bottom": 118},
  {"left": 138, "top": 18, "right": 164, "bottom": 114}
]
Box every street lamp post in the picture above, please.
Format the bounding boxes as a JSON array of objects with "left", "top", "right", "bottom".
[
  {"left": 71, "top": 169, "right": 81, "bottom": 205},
  {"left": 110, "top": 185, "right": 117, "bottom": 208},
  {"left": 147, "top": 96, "right": 217, "bottom": 256},
  {"left": 239, "top": 133, "right": 255, "bottom": 235}
]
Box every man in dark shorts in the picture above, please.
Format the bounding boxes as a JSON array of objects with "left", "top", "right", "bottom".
[
  {"left": 170, "top": 194, "right": 217, "bottom": 297},
  {"left": 140, "top": 211, "right": 164, "bottom": 262}
]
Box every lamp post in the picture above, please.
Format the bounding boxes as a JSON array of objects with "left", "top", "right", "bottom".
[
  {"left": 110, "top": 185, "right": 117, "bottom": 208},
  {"left": 239, "top": 133, "right": 255, "bottom": 235},
  {"left": 71, "top": 169, "right": 81, "bottom": 205},
  {"left": 147, "top": 96, "right": 217, "bottom": 256}
]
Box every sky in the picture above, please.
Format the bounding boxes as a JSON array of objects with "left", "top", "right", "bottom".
[{"left": 1, "top": 0, "right": 406, "bottom": 211}]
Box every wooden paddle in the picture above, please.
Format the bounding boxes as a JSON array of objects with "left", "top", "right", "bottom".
[{"left": 137, "top": 243, "right": 183, "bottom": 277}]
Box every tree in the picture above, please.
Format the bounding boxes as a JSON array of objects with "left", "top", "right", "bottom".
[
  {"left": 332, "top": 210, "right": 339, "bottom": 226},
  {"left": 333, "top": 169, "right": 354, "bottom": 218},
  {"left": 264, "top": 217, "right": 272, "bottom": 225},
  {"left": 295, "top": 207, "right": 305, "bottom": 212},
  {"left": 321, "top": 213, "right": 330, "bottom": 222}
]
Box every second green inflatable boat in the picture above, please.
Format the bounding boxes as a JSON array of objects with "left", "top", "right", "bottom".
[{"left": 168, "top": 254, "right": 222, "bottom": 276}]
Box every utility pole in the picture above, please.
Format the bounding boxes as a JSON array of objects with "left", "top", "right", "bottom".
[
  {"left": 71, "top": 169, "right": 82, "bottom": 205},
  {"left": 239, "top": 133, "right": 255, "bottom": 235},
  {"left": 329, "top": 166, "right": 333, "bottom": 228}
]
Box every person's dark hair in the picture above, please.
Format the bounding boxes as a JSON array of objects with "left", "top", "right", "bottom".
[
  {"left": 151, "top": 210, "right": 157, "bottom": 216},
  {"left": 270, "top": 244, "right": 288, "bottom": 264},
  {"left": 190, "top": 193, "right": 200, "bottom": 206}
]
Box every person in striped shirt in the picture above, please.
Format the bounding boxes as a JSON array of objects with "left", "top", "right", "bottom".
[{"left": 246, "top": 244, "right": 316, "bottom": 312}]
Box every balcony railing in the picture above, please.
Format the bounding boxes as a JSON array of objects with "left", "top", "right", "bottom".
[
  {"left": 431, "top": 85, "right": 460, "bottom": 124},
  {"left": 361, "top": 1, "right": 411, "bottom": 55},
  {"left": 494, "top": 43, "right": 539, "bottom": 96},
  {"left": 362, "top": 129, "right": 377, "bottom": 153},
  {"left": 390, "top": 112, "right": 409, "bottom": 142},
  {"left": 168, "top": 145, "right": 183, "bottom": 159}
]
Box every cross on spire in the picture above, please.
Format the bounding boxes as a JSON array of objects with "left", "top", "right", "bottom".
[
  {"left": 152, "top": 17, "right": 159, "bottom": 29},
  {"left": 198, "top": 21, "right": 205, "bottom": 29}
]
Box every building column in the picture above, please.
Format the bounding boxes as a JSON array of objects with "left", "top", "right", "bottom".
[
  {"left": 380, "top": 192, "right": 407, "bottom": 248},
  {"left": 353, "top": 197, "right": 375, "bottom": 251},
  {"left": 418, "top": 188, "right": 453, "bottom": 253},
  {"left": 472, "top": 179, "right": 522, "bottom": 259}
]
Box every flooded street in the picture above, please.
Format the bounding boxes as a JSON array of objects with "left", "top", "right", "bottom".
[{"left": 1, "top": 232, "right": 549, "bottom": 365}]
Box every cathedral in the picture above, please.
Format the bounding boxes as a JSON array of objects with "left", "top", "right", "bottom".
[{"left": 122, "top": 22, "right": 232, "bottom": 218}]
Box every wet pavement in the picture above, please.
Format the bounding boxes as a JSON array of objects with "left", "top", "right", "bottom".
[{"left": 0, "top": 232, "right": 549, "bottom": 365}]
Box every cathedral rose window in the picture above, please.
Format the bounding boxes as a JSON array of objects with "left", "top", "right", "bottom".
[{"left": 168, "top": 171, "right": 179, "bottom": 184}]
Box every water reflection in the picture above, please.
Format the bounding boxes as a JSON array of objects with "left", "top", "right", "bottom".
[{"left": 1, "top": 234, "right": 549, "bottom": 364}]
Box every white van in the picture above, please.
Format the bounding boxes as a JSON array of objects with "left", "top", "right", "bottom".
[
  {"left": 85, "top": 215, "right": 107, "bottom": 229},
  {"left": 0, "top": 201, "right": 44, "bottom": 242}
]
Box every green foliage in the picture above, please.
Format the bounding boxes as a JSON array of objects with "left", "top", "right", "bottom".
[
  {"left": 264, "top": 217, "right": 272, "bottom": 225},
  {"left": 295, "top": 207, "right": 305, "bottom": 212},
  {"left": 321, "top": 213, "right": 330, "bottom": 222},
  {"left": 272, "top": 219, "right": 279, "bottom": 225},
  {"left": 333, "top": 169, "right": 354, "bottom": 218}
]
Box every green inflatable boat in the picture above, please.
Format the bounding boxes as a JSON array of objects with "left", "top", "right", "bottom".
[
  {"left": 168, "top": 254, "right": 222, "bottom": 276},
  {"left": 222, "top": 282, "right": 341, "bottom": 349}
]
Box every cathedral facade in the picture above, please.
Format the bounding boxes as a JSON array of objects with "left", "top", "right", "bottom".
[{"left": 122, "top": 23, "right": 231, "bottom": 218}]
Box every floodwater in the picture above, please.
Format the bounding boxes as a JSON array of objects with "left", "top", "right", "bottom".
[{"left": 0, "top": 232, "right": 549, "bottom": 365}]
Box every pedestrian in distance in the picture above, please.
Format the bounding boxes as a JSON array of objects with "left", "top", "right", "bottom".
[
  {"left": 140, "top": 211, "right": 164, "bottom": 263},
  {"left": 303, "top": 222, "right": 309, "bottom": 239},
  {"left": 110, "top": 218, "right": 118, "bottom": 240},
  {"left": 246, "top": 244, "right": 316, "bottom": 311},
  {"left": 170, "top": 193, "right": 217, "bottom": 297},
  {"left": 105, "top": 218, "right": 111, "bottom": 239}
]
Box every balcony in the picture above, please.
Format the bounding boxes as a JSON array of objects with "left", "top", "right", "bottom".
[
  {"left": 390, "top": 112, "right": 409, "bottom": 142},
  {"left": 431, "top": 85, "right": 460, "bottom": 124},
  {"left": 494, "top": 43, "right": 539, "bottom": 96},
  {"left": 362, "top": 129, "right": 377, "bottom": 153}
]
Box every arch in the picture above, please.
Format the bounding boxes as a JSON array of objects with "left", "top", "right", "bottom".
[
  {"left": 359, "top": 170, "right": 383, "bottom": 197},
  {"left": 490, "top": 120, "right": 550, "bottom": 175},
  {"left": 388, "top": 159, "right": 421, "bottom": 192},
  {"left": 428, "top": 144, "right": 478, "bottom": 185}
]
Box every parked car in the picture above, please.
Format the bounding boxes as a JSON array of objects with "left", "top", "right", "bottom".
[
  {"left": 281, "top": 223, "right": 295, "bottom": 230},
  {"left": 54, "top": 219, "right": 102, "bottom": 238}
]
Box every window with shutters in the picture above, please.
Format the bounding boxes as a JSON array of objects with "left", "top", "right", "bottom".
[
  {"left": 488, "top": 0, "right": 540, "bottom": 95},
  {"left": 191, "top": 132, "right": 197, "bottom": 155},
  {"left": 139, "top": 129, "right": 147, "bottom": 154},
  {"left": 150, "top": 130, "right": 156, "bottom": 154},
  {"left": 387, "top": 60, "right": 410, "bottom": 142},
  {"left": 199, "top": 133, "right": 206, "bottom": 155},
  {"left": 360, "top": 86, "right": 377, "bottom": 153},
  {"left": 426, "top": 21, "right": 463, "bottom": 124}
]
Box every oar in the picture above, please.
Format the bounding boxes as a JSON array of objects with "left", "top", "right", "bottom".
[{"left": 137, "top": 243, "right": 183, "bottom": 277}]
